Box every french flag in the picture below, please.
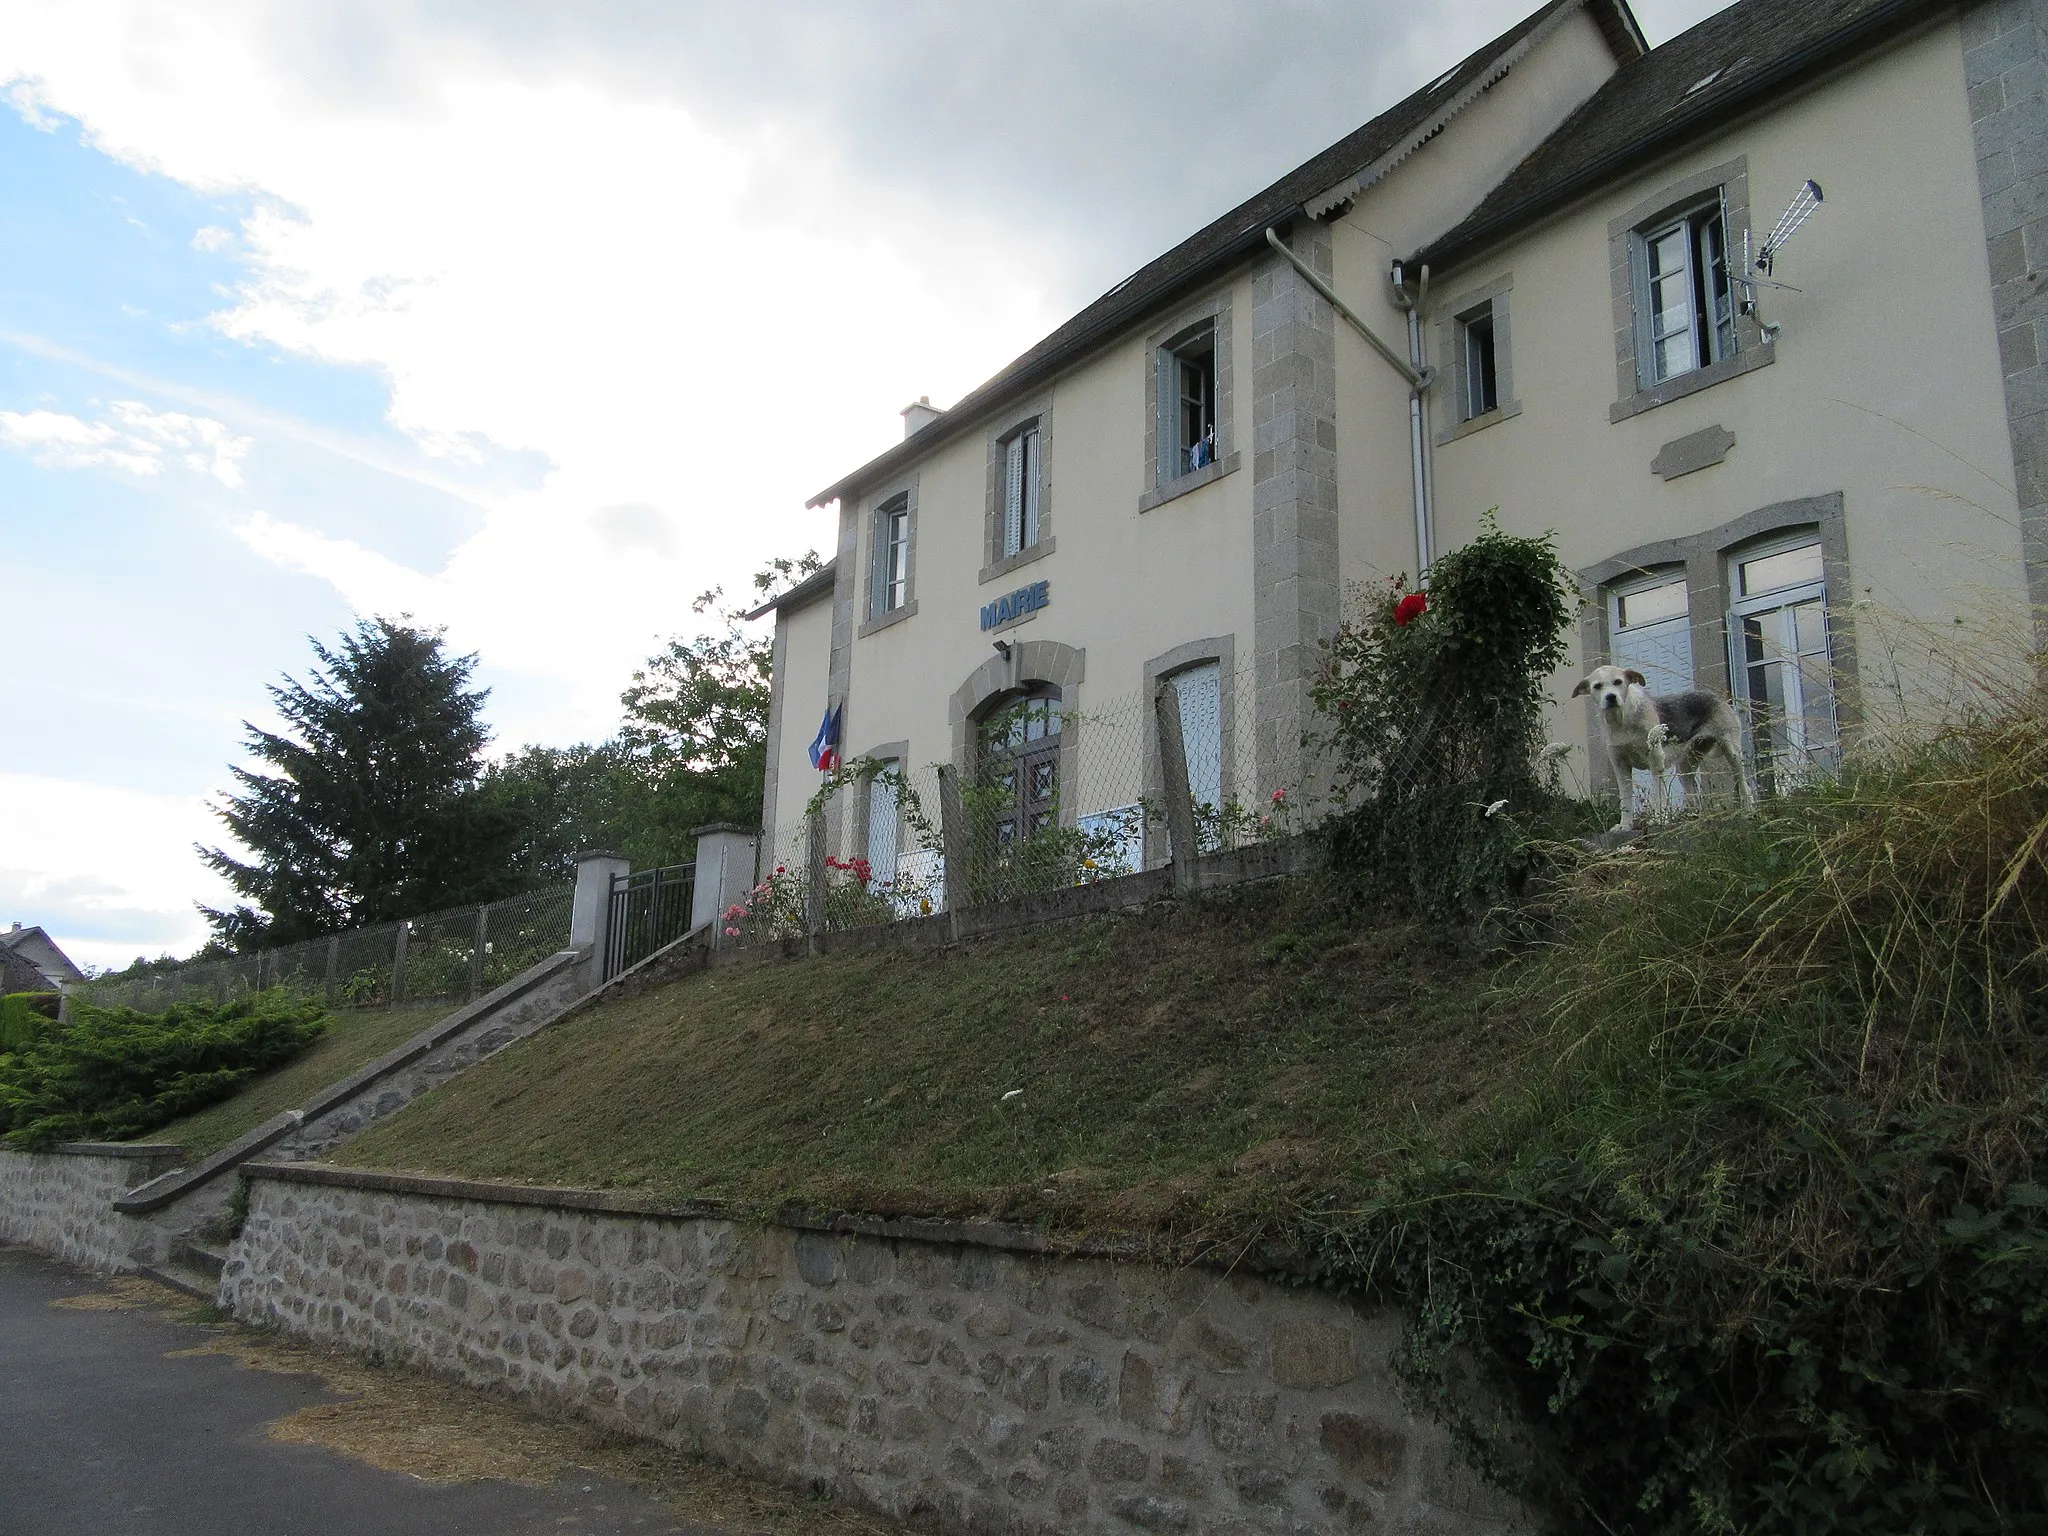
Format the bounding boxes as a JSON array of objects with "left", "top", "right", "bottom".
[{"left": 809, "top": 702, "right": 843, "bottom": 773}]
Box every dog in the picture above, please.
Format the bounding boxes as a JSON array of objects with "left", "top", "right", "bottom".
[{"left": 1571, "top": 665, "right": 1755, "bottom": 832}]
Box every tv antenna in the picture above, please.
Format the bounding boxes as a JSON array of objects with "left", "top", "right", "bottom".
[{"left": 1737, "top": 179, "right": 1823, "bottom": 333}]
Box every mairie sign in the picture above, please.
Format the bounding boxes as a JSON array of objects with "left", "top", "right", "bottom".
[{"left": 981, "top": 579, "right": 1050, "bottom": 631}]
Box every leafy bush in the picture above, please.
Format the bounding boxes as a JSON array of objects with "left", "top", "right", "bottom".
[
  {"left": 1311, "top": 514, "right": 1580, "bottom": 918},
  {"left": 0, "top": 990, "right": 328, "bottom": 1148},
  {"left": 0, "top": 991, "right": 59, "bottom": 1052},
  {"left": 1307, "top": 694, "right": 2048, "bottom": 1531}
]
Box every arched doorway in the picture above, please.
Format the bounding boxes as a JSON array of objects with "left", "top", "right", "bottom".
[{"left": 974, "top": 684, "right": 1064, "bottom": 845}]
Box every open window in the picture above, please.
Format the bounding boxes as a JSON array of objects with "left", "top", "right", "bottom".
[
  {"left": 1000, "top": 422, "right": 1042, "bottom": 558},
  {"left": 1460, "top": 304, "right": 1499, "bottom": 421},
  {"left": 1159, "top": 322, "right": 1217, "bottom": 480},
  {"left": 1635, "top": 196, "right": 1736, "bottom": 387}
]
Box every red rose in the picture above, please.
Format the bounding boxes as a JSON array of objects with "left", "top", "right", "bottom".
[{"left": 1394, "top": 592, "right": 1428, "bottom": 627}]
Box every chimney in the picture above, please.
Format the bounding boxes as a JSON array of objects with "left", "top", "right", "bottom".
[{"left": 900, "top": 396, "right": 943, "bottom": 440}]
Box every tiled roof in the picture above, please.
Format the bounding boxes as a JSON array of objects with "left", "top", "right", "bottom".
[
  {"left": 807, "top": 0, "right": 1644, "bottom": 509},
  {"left": 1416, "top": 0, "right": 1944, "bottom": 272}
]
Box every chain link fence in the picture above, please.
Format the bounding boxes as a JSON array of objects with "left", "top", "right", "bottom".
[
  {"left": 77, "top": 885, "right": 576, "bottom": 1014},
  {"left": 737, "top": 659, "right": 1311, "bottom": 941}
]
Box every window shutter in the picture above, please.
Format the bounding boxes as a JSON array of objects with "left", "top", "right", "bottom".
[
  {"left": 1021, "top": 428, "right": 1040, "bottom": 549},
  {"left": 1004, "top": 434, "right": 1025, "bottom": 555},
  {"left": 1171, "top": 664, "right": 1224, "bottom": 815}
]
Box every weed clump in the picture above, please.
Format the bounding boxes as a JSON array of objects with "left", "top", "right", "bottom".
[{"left": 1314, "top": 691, "right": 2048, "bottom": 1532}]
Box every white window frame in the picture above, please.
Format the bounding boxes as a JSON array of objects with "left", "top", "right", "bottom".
[
  {"left": 1607, "top": 569, "right": 1695, "bottom": 815},
  {"left": 1460, "top": 303, "right": 1499, "bottom": 422},
  {"left": 1158, "top": 322, "right": 1218, "bottom": 482},
  {"left": 1634, "top": 194, "right": 1737, "bottom": 389},
  {"left": 1726, "top": 534, "right": 1837, "bottom": 793},
  {"left": 871, "top": 494, "right": 910, "bottom": 617}
]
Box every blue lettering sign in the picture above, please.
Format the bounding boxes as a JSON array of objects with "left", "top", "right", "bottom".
[{"left": 980, "top": 579, "right": 1051, "bottom": 631}]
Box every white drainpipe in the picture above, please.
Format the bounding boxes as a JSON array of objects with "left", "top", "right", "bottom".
[{"left": 1390, "top": 260, "right": 1435, "bottom": 579}]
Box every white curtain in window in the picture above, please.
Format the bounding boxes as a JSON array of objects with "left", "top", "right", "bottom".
[
  {"left": 1004, "top": 434, "right": 1025, "bottom": 555},
  {"left": 1171, "top": 664, "right": 1224, "bottom": 814},
  {"left": 867, "top": 764, "right": 900, "bottom": 885}
]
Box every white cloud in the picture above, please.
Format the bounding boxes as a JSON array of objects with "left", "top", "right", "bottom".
[
  {"left": 190, "top": 223, "right": 232, "bottom": 251},
  {"left": 0, "top": 773, "right": 235, "bottom": 971},
  {"left": 0, "top": 398, "right": 251, "bottom": 486}
]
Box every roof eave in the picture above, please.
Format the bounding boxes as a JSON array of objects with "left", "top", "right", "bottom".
[
  {"left": 1305, "top": 0, "right": 1631, "bottom": 220},
  {"left": 805, "top": 210, "right": 1303, "bottom": 510},
  {"left": 741, "top": 561, "right": 839, "bottom": 622},
  {"left": 1412, "top": 0, "right": 1951, "bottom": 276}
]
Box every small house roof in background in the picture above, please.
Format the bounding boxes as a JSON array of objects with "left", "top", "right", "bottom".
[{"left": 1, "top": 924, "right": 86, "bottom": 987}]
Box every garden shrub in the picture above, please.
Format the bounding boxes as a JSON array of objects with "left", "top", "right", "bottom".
[
  {"left": 0, "top": 991, "right": 59, "bottom": 1052},
  {"left": 1311, "top": 514, "right": 1580, "bottom": 918},
  {"left": 0, "top": 989, "right": 328, "bottom": 1148}
]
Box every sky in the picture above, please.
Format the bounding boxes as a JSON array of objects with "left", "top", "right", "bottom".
[{"left": 0, "top": 0, "right": 1732, "bottom": 971}]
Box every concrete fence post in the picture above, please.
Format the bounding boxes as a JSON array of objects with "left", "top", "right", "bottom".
[
  {"left": 690, "top": 823, "right": 762, "bottom": 947},
  {"left": 805, "top": 806, "right": 829, "bottom": 950},
  {"left": 570, "top": 851, "right": 631, "bottom": 993},
  {"left": 470, "top": 904, "right": 489, "bottom": 1000},
  {"left": 1156, "top": 684, "right": 1200, "bottom": 895},
  {"left": 390, "top": 920, "right": 410, "bottom": 1009},
  {"left": 936, "top": 764, "right": 967, "bottom": 943}
]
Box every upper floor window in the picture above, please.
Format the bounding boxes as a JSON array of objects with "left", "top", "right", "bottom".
[
  {"left": 1001, "top": 422, "right": 1042, "bottom": 557},
  {"left": 1460, "top": 304, "right": 1499, "bottom": 421},
  {"left": 872, "top": 494, "right": 909, "bottom": 616},
  {"left": 1160, "top": 322, "right": 1217, "bottom": 479},
  {"left": 1635, "top": 197, "right": 1736, "bottom": 386}
]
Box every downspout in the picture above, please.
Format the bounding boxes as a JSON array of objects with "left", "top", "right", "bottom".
[
  {"left": 1390, "top": 260, "right": 1435, "bottom": 578},
  {"left": 1261, "top": 228, "right": 1436, "bottom": 582}
]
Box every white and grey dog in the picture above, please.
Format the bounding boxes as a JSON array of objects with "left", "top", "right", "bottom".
[{"left": 1571, "top": 664, "right": 1755, "bottom": 832}]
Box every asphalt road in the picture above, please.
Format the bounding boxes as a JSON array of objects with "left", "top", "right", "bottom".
[{"left": 0, "top": 1245, "right": 717, "bottom": 1536}]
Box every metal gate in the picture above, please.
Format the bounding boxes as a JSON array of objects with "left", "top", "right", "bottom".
[{"left": 603, "top": 862, "right": 696, "bottom": 982}]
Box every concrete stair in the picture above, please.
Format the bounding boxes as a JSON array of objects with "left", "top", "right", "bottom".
[{"left": 140, "top": 1234, "right": 226, "bottom": 1302}]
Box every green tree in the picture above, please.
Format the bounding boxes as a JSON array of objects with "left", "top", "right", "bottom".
[
  {"left": 199, "top": 618, "right": 522, "bottom": 948},
  {"left": 479, "top": 554, "right": 818, "bottom": 879}
]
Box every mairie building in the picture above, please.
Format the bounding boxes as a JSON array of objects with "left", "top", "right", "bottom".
[{"left": 755, "top": 0, "right": 2046, "bottom": 890}]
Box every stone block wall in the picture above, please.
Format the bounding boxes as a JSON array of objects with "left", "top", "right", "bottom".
[
  {"left": 224, "top": 1164, "right": 1533, "bottom": 1535},
  {"left": 0, "top": 1144, "right": 184, "bottom": 1271}
]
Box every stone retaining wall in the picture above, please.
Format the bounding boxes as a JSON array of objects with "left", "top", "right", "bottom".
[
  {"left": 225, "top": 1163, "right": 1532, "bottom": 1536},
  {"left": 0, "top": 1144, "right": 185, "bottom": 1272}
]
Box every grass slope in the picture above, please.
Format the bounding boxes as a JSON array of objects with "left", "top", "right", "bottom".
[
  {"left": 156, "top": 1003, "right": 450, "bottom": 1157},
  {"left": 342, "top": 878, "right": 1522, "bottom": 1245}
]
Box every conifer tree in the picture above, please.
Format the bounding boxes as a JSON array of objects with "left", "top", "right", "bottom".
[{"left": 199, "top": 619, "right": 520, "bottom": 948}]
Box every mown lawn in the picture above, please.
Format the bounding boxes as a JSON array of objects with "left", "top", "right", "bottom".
[
  {"left": 340, "top": 877, "right": 1530, "bottom": 1246},
  {"left": 155, "top": 1003, "right": 452, "bottom": 1157}
]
